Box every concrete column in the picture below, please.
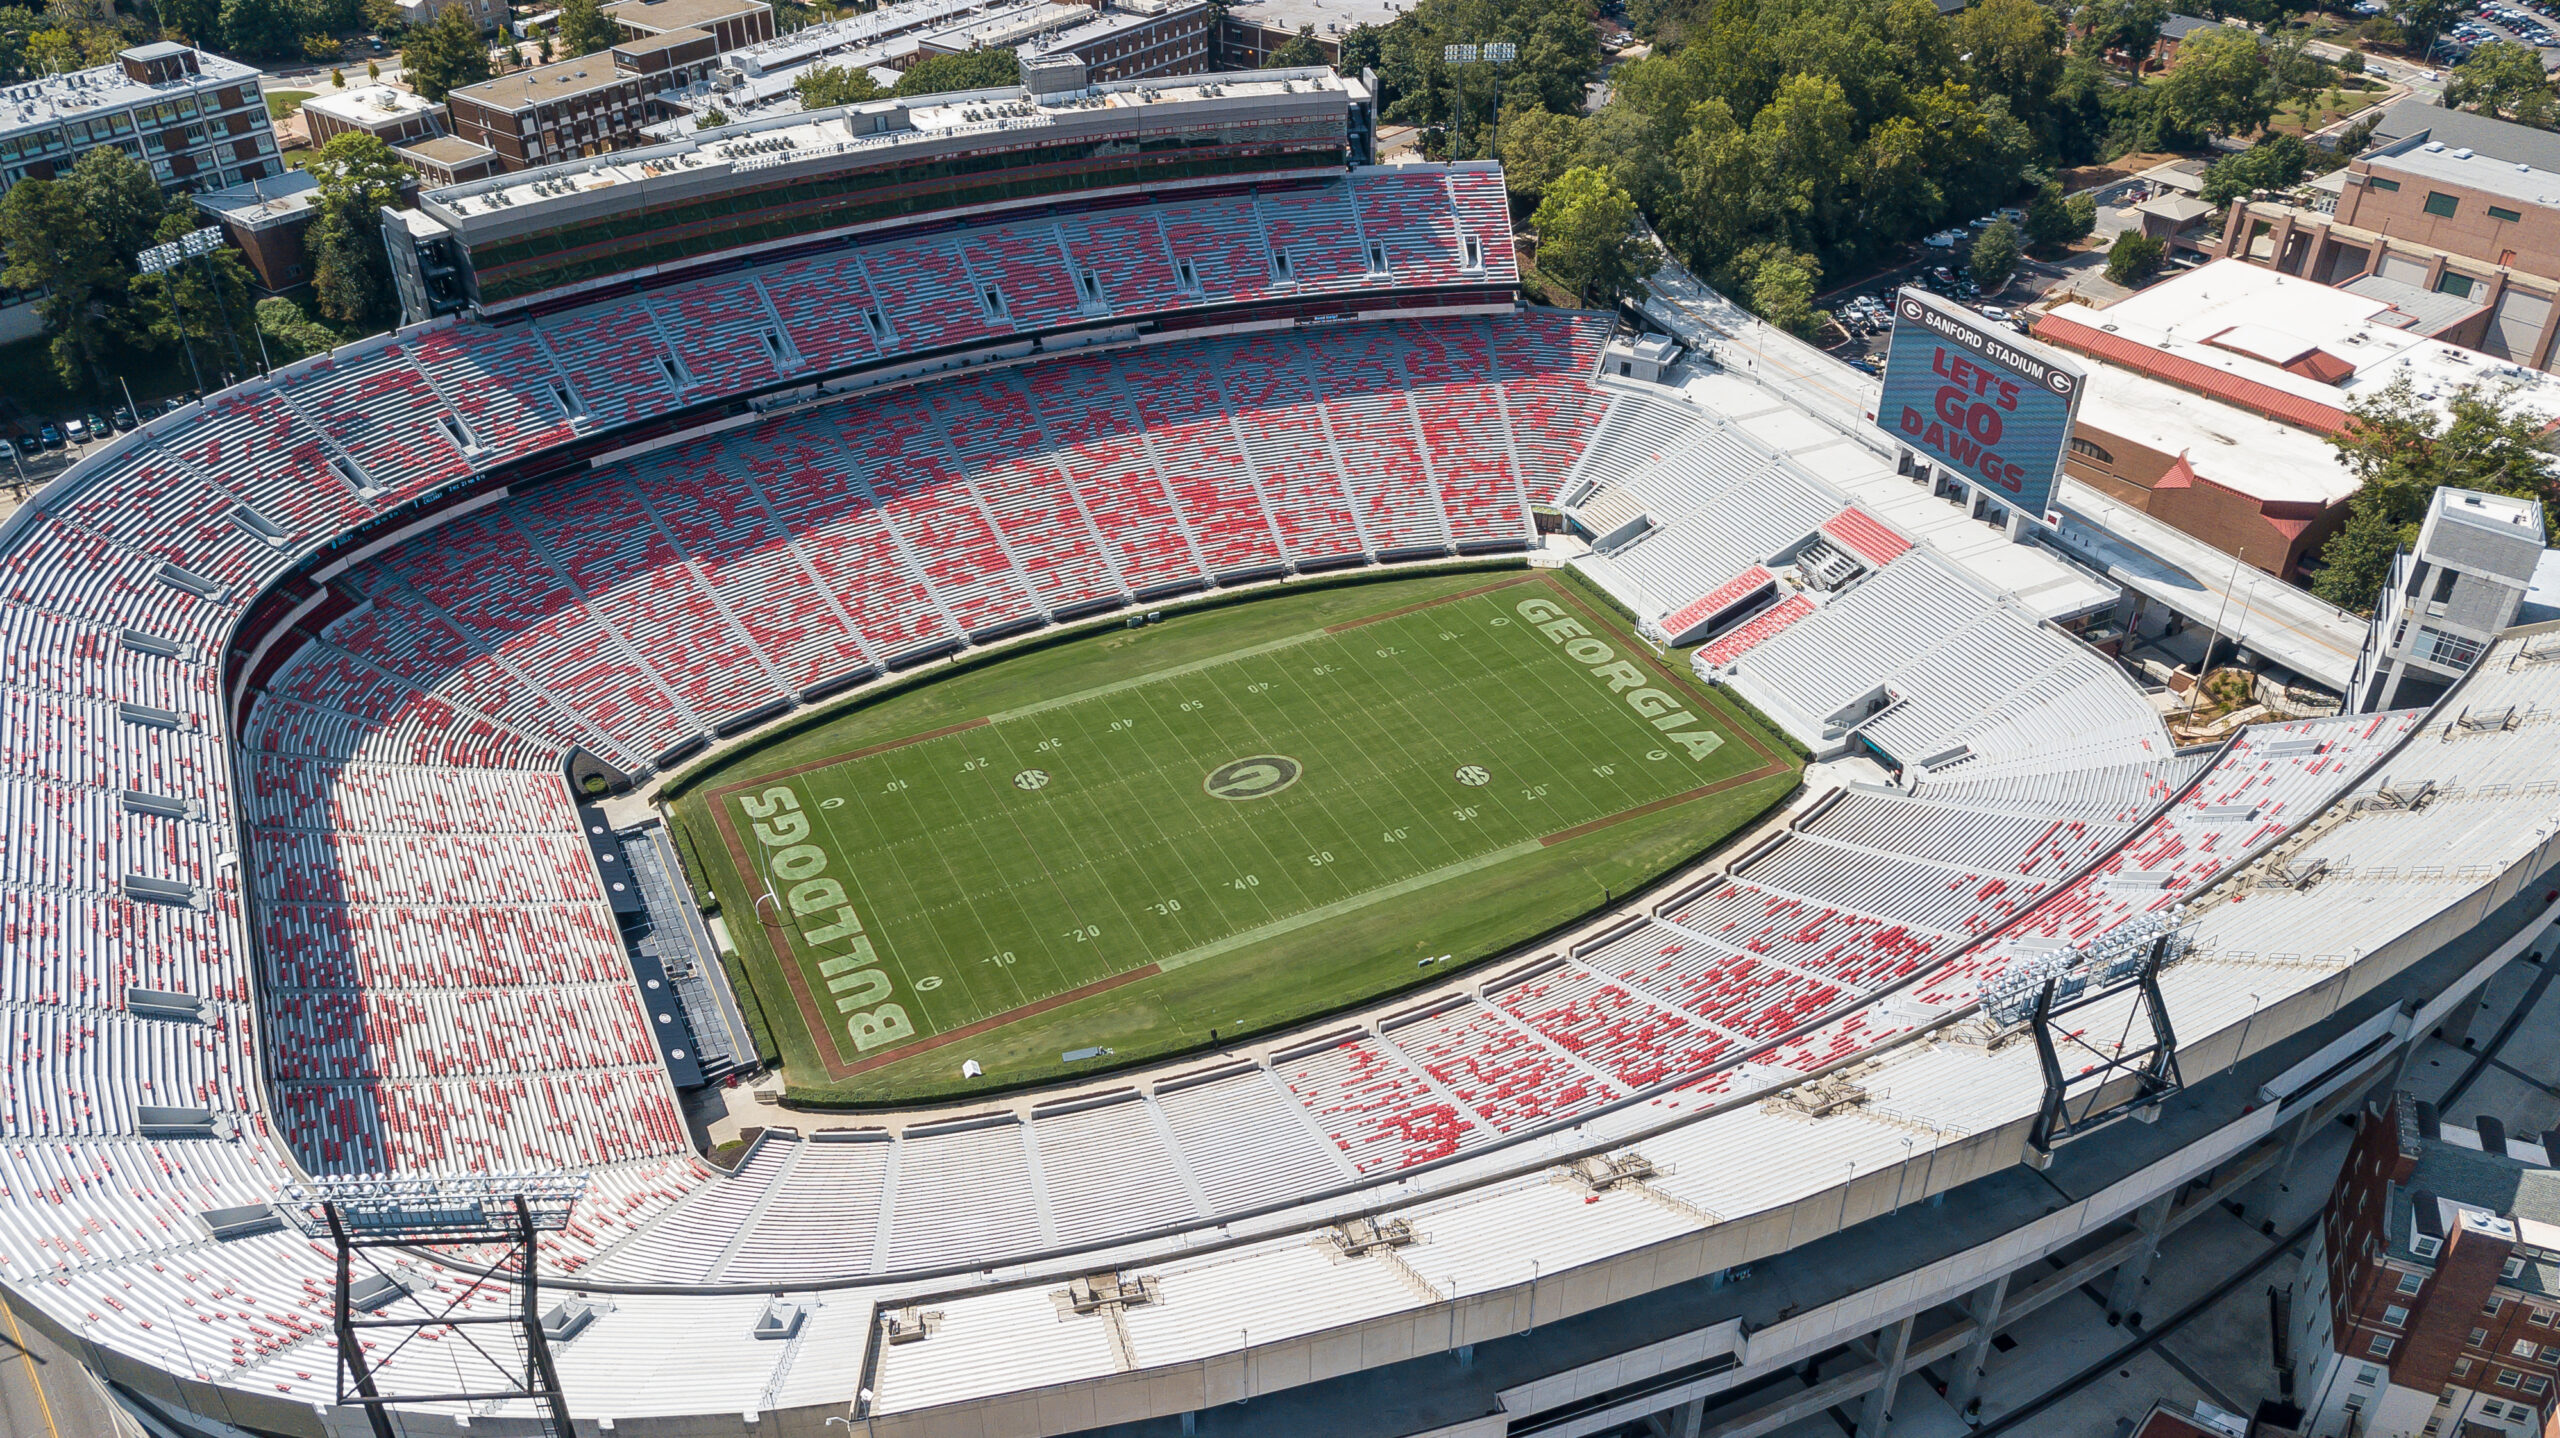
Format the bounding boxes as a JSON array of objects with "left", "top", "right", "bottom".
[
  {"left": 2436, "top": 977, "right": 2495, "bottom": 1050},
  {"left": 1646, "top": 1396, "right": 1706, "bottom": 1438},
  {"left": 2106, "top": 1191, "right": 2177, "bottom": 1325},
  {"left": 1944, "top": 1273, "right": 2010, "bottom": 1417},
  {"left": 1856, "top": 1313, "right": 1916, "bottom": 1438}
]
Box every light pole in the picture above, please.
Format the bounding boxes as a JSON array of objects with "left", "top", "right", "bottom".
[
  {"left": 1439, "top": 42, "right": 1515, "bottom": 161},
  {"left": 138, "top": 226, "right": 228, "bottom": 397}
]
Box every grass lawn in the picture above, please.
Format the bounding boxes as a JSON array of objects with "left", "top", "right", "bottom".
[
  {"left": 672, "top": 566, "right": 1801, "bottom": 1107},
  {"left": 266, "top": 89, "right": 313, "bottom": 119}
]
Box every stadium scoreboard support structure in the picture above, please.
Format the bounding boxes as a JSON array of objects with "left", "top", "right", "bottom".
[
  {"left": 1873, "top": 286, "right": 2086, "bottom": 530},
  {"left": 280, "top": 1174, "right": 590, "bottom": 1438}
]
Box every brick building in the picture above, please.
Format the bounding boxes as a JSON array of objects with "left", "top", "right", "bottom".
[
  {"left": 604, "top": 0, "right": 776, "bottom": 53},
  {"left": 300, "top": 85, "right": 445, "bottom": 147},
  {"left": 0, "top": 43, "right": 278, "bottom": 195},
  {"left": 2220, "top": 102, "right": 2560, "bottom": 376},
  {"left": 2291, "top": 1091, "right": 2560, "bottom": 1438},
  {"left": 2030, "top": 259, "right": 2560, "bottom": 582},
  {"left": 446, "top": 54, "right": 663, "bottom": 169}
]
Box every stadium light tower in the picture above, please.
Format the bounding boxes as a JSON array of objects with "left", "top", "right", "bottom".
[
  {"left": 138, "top": 226, "right": 270, "bottom": 393},
  {"left": 1439, "top": 41, "right": 1517, "bottom": 163},
  {"left": 278, "top": 1172, "right": 590, "bottom": 1438}
]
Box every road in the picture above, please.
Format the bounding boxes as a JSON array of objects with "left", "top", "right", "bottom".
[{"left": 0, "top": 1295, "right": 125, "bottom": 1438}]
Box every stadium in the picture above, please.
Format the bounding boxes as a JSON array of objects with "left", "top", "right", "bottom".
[{"left": 3, "top": 60, "right": 2558, "bottom": 1438}]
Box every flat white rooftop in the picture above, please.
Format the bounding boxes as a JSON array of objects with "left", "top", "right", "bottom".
[
  {"left": 301, "top": 83, "right": 440, "bottom": 128},
  {"left": 0, "top": 45, "right": 259, "bottom": 138},
  {"left": 2074, "top": 364, "right": 2356, "bottom": 505},
  {"left": 2044, "top": 259, "right": 2560, "bottom": 433},
  {"left": 1222, "top": 0, "right": 1401, "bottom": 34}
]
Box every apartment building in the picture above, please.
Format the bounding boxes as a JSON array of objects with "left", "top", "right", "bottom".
[
  {"left": 446, "top": 55, "right": 661, "bottom": 169},
  {"left": 2293, "top": 1092, "right": 2560, "bottom": 1438},
  {"left": 0, "top": 43, "right": 277, "bottom": 194}
]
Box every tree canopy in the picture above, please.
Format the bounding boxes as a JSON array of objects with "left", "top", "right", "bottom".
[
  {"left": 2159, "top": 26, "right": 2271, "bottom": 139},
  {"left": 404, "top": 5, "right": 493, "bottom": 103},
  {"left": 2313, "top": 378, "right": 2560, "bottom": 611},
  {"left": 1529, "top": 166, "right": 1659, "bottom": 305},
  {"left": 556, "top": 0, "right": 620, "bottom": 57},
  {"left": 891, "top": 47, "right": 1022, "bottom": 97},
  {"left": 2198, "top": 131, "right": 2309, "bottom": 208},
  {"left": 1265, "top": 24, "right": 1328, "bottom": 67},
  {"left": 2448, "top": 40, "right": 2554, "bottom": 128},
  {"left": 796, "top": 61, "right": 887, "bottom": 108},
  {"left": 305, "top": 133, "right": 412, "bottom": 328},
  {"left": 1970, "top": 217, "right": 2020, "bottom": 289}
]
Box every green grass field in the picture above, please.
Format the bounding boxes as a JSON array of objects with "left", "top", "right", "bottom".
[{"left": 674, "top": 567, "right": 1801, "bottom": 1104}]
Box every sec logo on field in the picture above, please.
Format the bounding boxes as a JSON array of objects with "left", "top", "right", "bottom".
[
  {"left": 1013, "top": 769, "right": 1051, "bottom": 791},
  {"left": 1454, "top": 765, "right": 1491, "bottom": 787}
]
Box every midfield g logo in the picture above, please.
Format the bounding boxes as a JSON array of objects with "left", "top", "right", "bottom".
[{"left": 1204, "top": 755, "right": 1303, "bottom": 801}]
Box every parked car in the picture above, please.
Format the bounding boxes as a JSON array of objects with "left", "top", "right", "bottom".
[
  {"left": 10, "top": 432, "right": 35, "bottom": 457},
  {"left": 39, "top": 425, "right": 61, "bottom": 449},
  {"left": 61, "top": 417, "right": 86, "bottom": 444},
  {"left": 1979, "top": 305, "right": 2010, "bottom": 321},
  {"left": 83, "top": 411, "right": 108, "bottom": 440},
  {"left": 109, "top": 406, "right": 134, "bottom": 431},
  {"left": 1847, "top": 358, "right": 1881, "bottom": 375}
]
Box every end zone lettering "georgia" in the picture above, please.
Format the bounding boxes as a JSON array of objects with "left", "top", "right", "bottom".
[
  {"left": 738, "top": 785, "right": 914, "bottom": 1053},
  {"left": 1516, "top": 599, "right": 1725, "bottom": 759}
]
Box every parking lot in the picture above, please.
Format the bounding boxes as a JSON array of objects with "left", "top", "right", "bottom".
[
  {"left": 0, "top": 394, "right": 198, "bottom": 501},
  {"left": 2435, "top": 0, "right": 2560, "bottom": 66},
  {"left": 1816, "top": 231, "right": 2055, "bottom": 369}
]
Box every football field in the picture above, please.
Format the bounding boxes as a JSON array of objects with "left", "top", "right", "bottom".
[{"left": 685, "top": 569, "right": 1798, "bottom": 1101}]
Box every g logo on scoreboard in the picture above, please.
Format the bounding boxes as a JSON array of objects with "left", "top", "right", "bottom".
[{"left": 1204, "top": 755, "right": 1303, "bottom": 801}]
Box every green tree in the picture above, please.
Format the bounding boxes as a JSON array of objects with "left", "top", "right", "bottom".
[
  {"left": 2065, "top": 191, "right": 2097, "bottom": 239},
  {"left": 0, "top": 177, "right": 124, "bottom": 384},
  {"left": 214, "top": 0, "right": 297, "bottom": 56},
  {"left": 2105, "top": 229, "right": 2165, "bottom": 286},
  {"left": 2198, "top": 131, "right": 2308, "bottom": 207},
  {"left": 304, "top": 132, "right": 411, "bottom": 327},
  {"left": 2023, "top": 180, "right": 2092, "bottom": 248},
  {"left": 1265, "top": 24, "right": 1326, "bottom": 67},
  {"left": 1953, "top": 0, "right": 2062, "bottom": 122},
  {"left": 555, "top": 0, "right": 618, "bottom": 54},
  {"left": 1496, "top": 104, "right": 1585, "bottom": 202},
  {"left": 2387, "top": 0, "right": 2464, "bottom": 52},
  {"left": 2161, "top": 26, "right": 2271, "bottom": 139},
  {"left": 256, "top": 296, "right": 342, "bottom": 362},
  {"left": 2076, "top": 0, "right": 2169, "bottom": 62},
  {"left": 158, "top": 0, "right": 219, "bottom": 41},
  {"left": 2310, "top": 377, "right": 2560, "bottom": 610},
  {"left": 65, "top": 144, "right": 165, "bottom": 265},
  {"left": 697, "top": 105, "right": 728, "bottom": 127},
  {"left": 794, "top": 61, "right": 886, "bottom": 107},
  {"left": 891, "top": 46, "right": 1022, "bottom": 97},
  {"left": 2449, "top": 40, "right": 2554, "bottom": 127},
  {"left": 1529, "top": 165, "right": 1659, "bottom": 305},
  {"left": 403, "top": 4, "right": 492, "bottom": 103},
  {"left": 1970, "top": 216, "right": 2020, "bottom": 289},
  {"left": 1741, "top": 244, "right": 1824, "bottom": 337}
]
